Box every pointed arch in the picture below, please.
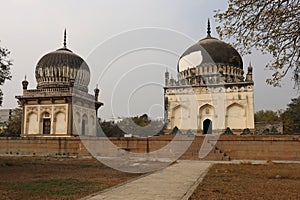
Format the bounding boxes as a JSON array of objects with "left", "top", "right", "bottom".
[
  {"left": 171, "top": 104, "right": 189, "bottom": 129},
  {"left": 199, "top": 104, "right": 215, "bottom": 116},
  {"left": 89, "top": 114, "right": 96, "bottom": 136},
  {"left": 54, "top": 111, "right": 66, "bottom": 134},
  {"left": 73, "top": 112, "right": 81, "bottom": 135},
  {"left": 81, "top": 114, "right": 88, "bottom": 136},
  {"left": 27, "top": 112, "right": 38, "bottom": 134},
  {"left": 199, "top": 104, "right": 215, "bottom": 130},
  {"left": 226, "top": 103, "right": 245, "bottom": 129}
]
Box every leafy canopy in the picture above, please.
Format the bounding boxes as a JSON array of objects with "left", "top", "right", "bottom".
[
  {"left": 215, "top": 0, "right": 300, "bottom": 88},
  {"left": 254, "top": 110, "right": 280, "bottom": 123},
  {"left": 255, "top": 96, "right": 300, "bottom": 134},
  {"left": 280, "top": 97, "right": 300, "bottom": 133},
  {"left": 0, "top": 42, "right": 12, "bottom": 105},
  {"left": 5, "top": 103, "right": 22, "bottom": 136}
]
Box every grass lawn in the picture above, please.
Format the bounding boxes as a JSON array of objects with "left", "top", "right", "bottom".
[
  {"left": 0, "top": 156, "right": 140, "bottom": 199},
  {"left": 191, "top": 162, "right": 300, "bottom": 199}
]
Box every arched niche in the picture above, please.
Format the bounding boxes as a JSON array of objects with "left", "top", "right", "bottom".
[
  {"left": 81, "top": 114, "right": 88, "bottom": 136},
  {"left": 27, "top": 112, "right": 38, "bottom": 134},
  {"left": 54, "top": 112, "right": 66, "bottom": 134},
  {"left": 171, "top": 105, "right": 189, "bottom": 129},
  {"left": 226, "top": 103, "right": 245, "bottom": 129}
]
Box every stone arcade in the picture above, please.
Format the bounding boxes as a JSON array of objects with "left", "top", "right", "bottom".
[
  {"left": 16, "top": 30, "right": 103, "bottom": 137},
  {"left": 164, "top": 21, "right": 254, "bottom": 135}
]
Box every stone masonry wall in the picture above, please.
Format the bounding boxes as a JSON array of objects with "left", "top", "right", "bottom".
[{"left": 0, "top": 135, "right": 300, "bottom": 161}]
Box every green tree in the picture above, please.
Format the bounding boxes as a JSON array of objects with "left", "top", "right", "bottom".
[
  {"left": 254, "top": 110, "right": 280, "bottom": 122},
  {"left": 214, "top": 0, "right": 300, "bottom": 88},
  {"left": 99, "top": 114, "right": 165, "bottom": 137},
  {"left": 132, "top": 114, "right": 151, "bottom": 127},
  {"left": 5, "top": 104, "right": 22, "bottom": 136},
  {"left": 280, "top": 97, "right": 300, "bottom": 133},
  {"left": 0, "top": 42, "right": 12, "bottom": 105},
  {"left": 99, "top": 120, "right": 125, "bottom": 137}
]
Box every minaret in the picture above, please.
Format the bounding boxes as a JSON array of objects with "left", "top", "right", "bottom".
[
  {"left": 94, "top": 84, "right": 100, "bottom": 101},
  {"left": 165, "top": 69, "right": 169, "bottom": 86},
  {"left": 246, "top": 62, "right": 253, "bottom": 81},
  {"left": 22, "top": 75, "right": 29, "bottom": 90},
  {"left": 94, "top": 84, "right": 101, "bottom": 116}
]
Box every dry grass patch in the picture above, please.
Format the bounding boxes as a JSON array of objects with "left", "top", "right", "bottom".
[
  {"left": 191, "top": 162, "right": 300, "bottom": 200},
  {"left": 0, "top": 156, "right": 140, "bottom": 200}
]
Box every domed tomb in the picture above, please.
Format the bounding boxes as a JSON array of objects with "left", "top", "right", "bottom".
[
  {"left": 178, "top": 23, "right": 243, "bottom": 73},
  {"left": 163, "top": 20, "right": 254, "bottom": 135},
  {"left": 16, "top": 30, "right": 103, "bottom": 137},
  {"left": 35, "top": 32, "right": 90, "bottom": 92}
]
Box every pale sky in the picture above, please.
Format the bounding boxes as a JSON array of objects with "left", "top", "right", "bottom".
[{"left": 0, "top": 0, "right": 298, "bottom": 119}]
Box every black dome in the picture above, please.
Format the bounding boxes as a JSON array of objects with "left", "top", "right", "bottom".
[
  {"left": 178, "top": 36, "right": 243, "bottom": 72},
  {"left": 35, "top": 47, "right": 90, "bottom": 91}
]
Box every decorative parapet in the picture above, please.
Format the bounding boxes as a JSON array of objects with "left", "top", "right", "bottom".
[{"left": 165, "top": 63, "right": 254, "bottom": 87}]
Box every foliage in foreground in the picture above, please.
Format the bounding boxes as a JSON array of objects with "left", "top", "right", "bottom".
[
  {"left": 280, "top": 97, "right": 300, "bottom": 133},
  {"left": 255, "top": 96, "right": 300, "bottom": 133},
  {"left": 254, "top": 110, "right": 281, "bottom": 123},
  {"left": 99, "top": 114, "right": 165, "bottom": 137},
  {"left": 215, "top": 0, "right": 300, "bottom": 88},
  {"left": 4, "top": 103, "right": 22, "bottom": 136},
  {"left": 0, "top": 42, "right": 12, "bottom": 106}
]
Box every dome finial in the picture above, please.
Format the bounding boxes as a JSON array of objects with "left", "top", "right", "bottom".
[
  {"left": 207, "top": 18, "right": 211, "bottom": 37},
  {"left": 22, "top": 75, "right": 29, "bottom": 90},
  {"left": 63, "top": 28, "right": 67, "bottom": 48},
  {"left": 248, "top": 61, "right": 253, "bottom": 69}
]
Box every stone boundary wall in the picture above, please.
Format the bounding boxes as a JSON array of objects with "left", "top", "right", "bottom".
[
  {"left": 0, "top": 137, "right": 90, "bottom": 157},
  {"left": 214, "top": 135, "right": 300, "bottom": 160},
  {"left": 0, "top": 135, "right": 300, "bottom": 161},
  {"left": 255, "top": 122, "right": 283, "bottom": 134}
]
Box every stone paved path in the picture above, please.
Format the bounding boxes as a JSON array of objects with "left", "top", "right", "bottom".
[{"left": 84, "top": 161, "right": 212, "bottom": 200}]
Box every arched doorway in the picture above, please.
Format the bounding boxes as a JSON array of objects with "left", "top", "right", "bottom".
[
  {"left": 203, "top": 119, "right": 212, "bottom": 134},
  {"left": 42, "top": 112, "right": 51, "bottom": 135}
]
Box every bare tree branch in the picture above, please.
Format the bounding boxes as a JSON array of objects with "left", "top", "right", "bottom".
[{"left": 215, "top": 0, "right": 300, "bottom": 88}]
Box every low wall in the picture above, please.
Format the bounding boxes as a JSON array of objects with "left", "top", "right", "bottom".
[
  {"left": 214, "top": 135, "right": 300, "bottom": 160},
  {"left": 0, "top": 137, "right": 90, "bottom": 157},
  {"left": 0, "top": 135, "right": 300, "bottom": 161}
]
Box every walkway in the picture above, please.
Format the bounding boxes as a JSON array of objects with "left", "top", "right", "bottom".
[{"left": 84, "top": 160, "right": 212, "bottom": 200}]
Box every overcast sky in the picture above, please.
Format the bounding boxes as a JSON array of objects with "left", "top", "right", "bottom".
[{"left": 0, "top": 0, "right": 298, "bottom": 119}]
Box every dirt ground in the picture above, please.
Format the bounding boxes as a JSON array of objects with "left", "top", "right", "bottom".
[
  {"left": 0, "top": 156, "right": 140, "bottom": 200},
  {"left": 190, "top": 162, "right": 300, "bottom": 200},
  {"left": 2, "top": 157, "right": 300, "bottom": 200}
]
